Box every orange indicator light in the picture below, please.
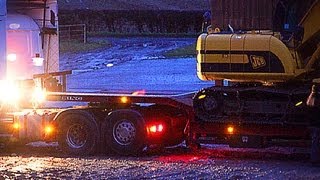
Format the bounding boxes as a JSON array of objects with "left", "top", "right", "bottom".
[
  {"left": 45, "top": 126, "right": 54, "bottom": 134},
  {"left": 13, "top": 123, "right": 20, "bottom": 130},
  {"left": 120, "top": 96, "right": 129, "bottom": 103},
  {"left": 227, "top": 126, "right": 234, "bottom": 134}
]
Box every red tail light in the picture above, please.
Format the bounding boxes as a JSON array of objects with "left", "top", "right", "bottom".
[
  {"left": 157, "top": 124, "right": 163, "bottom": 132},
  {"left": 148, "top": 124, "right": 164, "bottom": 134}
]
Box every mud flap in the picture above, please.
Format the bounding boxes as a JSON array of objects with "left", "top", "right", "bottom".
[{"left": 229, "top": 135, "right": 263, "bottom": 148}]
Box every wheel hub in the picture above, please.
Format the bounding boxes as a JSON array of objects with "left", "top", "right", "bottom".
[
  {"left": 66, "top": 124, "right": 87, "bottom": 149},
  {"left": 113, "top": 120, "right": 136, "bottom": 146}
]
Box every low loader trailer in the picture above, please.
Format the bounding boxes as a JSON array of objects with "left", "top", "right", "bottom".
[
  {"left": 0, "top": 0, "right": 193, "bottom": 155},
  {"left": 1, "top": 73, "right": 194, "bottom": 155}
]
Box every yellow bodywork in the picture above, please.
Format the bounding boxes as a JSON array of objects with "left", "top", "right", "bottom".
[
  {"left": 299, "top": 0, "right": 320, "bottom": 45},
  {"left": 197, "top": 33, "right": 304, "bottom": 83}
]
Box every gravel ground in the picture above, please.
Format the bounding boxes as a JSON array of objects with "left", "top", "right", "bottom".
[{"left": 1, "top": 145, "right": 320, "bottom": 179}]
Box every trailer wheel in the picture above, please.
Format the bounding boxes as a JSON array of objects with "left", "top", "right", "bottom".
[
  {"left": 106, "top": 110, "right": 145, "bottom": 155},
  {"left": 57, "top": 111, "right": 98, "bottom": 155}
]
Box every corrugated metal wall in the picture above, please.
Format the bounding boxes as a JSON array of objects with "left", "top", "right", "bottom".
[{"left": 210, "top": 0, "right": 279, "bottom": 30}]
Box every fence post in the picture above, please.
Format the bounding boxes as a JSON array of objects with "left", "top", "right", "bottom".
[
  {"left": 83, "top": 24, "right": 87, "bottom": 43},
  {"left": 68, "top": 26, "right": 71, "bottom": 41}
]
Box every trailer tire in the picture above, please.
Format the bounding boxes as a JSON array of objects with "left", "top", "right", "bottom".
[
  {"left": 106, "top": 110, "right": 145, "bottom": 155},
  {"left": 57, "top": 111, "right": 98, "bottom": 156}
]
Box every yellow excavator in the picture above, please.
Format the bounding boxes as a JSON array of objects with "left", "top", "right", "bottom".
[
  {"left": 194, "top": 0, "right": 320, "bottom": 123},
  {"left": 190, "top": 0, "right": 320, "bottom": 163}
]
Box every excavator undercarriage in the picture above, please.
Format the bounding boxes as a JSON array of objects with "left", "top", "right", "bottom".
[{"left": 194, "top": 83, "right": 312, "bottom": 125}]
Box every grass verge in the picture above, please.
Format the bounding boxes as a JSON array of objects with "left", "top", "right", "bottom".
[
  {"left": 60, "top": 35, "right": 197, "bottom": 58},
  {"left": 59, "top": 39, "right": 111, "bottom": 54},
  {"left": 163, "top": 43, "right": 196, "bottom": 58},
  {"left": 88, "top": 31, "right": 199, "bottom": 38}
]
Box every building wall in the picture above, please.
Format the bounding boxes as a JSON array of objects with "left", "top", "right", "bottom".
[{"left": 210, "top": 0, "right": 279, "bottom": 30}]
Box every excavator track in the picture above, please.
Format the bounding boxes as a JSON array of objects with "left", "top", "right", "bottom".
[{"left": 193, "top": 83, "right": 313, "bottom": 125}]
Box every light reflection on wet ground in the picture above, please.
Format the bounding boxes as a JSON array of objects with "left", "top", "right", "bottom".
[{"left": 1, "top": 146, "right": 319, "bottom": 179}]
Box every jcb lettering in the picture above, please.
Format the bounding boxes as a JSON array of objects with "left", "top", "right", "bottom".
[{"left": 250, "top": 55, "right": 266, "bottom": 69}]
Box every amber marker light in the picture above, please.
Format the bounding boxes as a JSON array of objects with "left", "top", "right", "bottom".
[
  {"left": 13, "top": 123, "right": 20, "bottom": 130},
  {"left": 44, "top": 125, "right": 54, "bottom": 134},
  {"left": 198, "top": 94, "right": 206, "bottom": 100},
  {"left": 295, "top": 101, "right": 303, "bottom": 107},
  {"left": 120, "top": 96, "right": 129, "bottom": 104},
  {"left": 227, "top": 126, "right": 234, "bottom": 134}
]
